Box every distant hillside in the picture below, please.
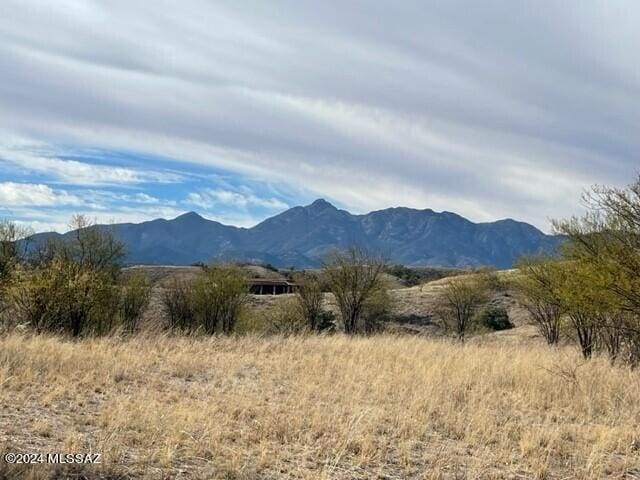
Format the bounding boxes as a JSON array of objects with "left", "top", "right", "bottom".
[{"left": 28, "top": 199, "right": 562, "bottom": 268}]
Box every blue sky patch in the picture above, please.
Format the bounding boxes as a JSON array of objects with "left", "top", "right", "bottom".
[{"left": 0, "top": 142, "right": 312, "bottom": 232}]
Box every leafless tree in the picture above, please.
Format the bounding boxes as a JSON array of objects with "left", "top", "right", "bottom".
[
  {"left": 322, "top": 246, "right": 387, "bottom": 334},
  {"left": 435, "top": 275, "right": 489, "bottom": 341},
  {"left": 293, "top": 271, "right": 326, "bottom": 331},
  {"left": 0, "top": 219, "right": 32, "bottom": 285}
]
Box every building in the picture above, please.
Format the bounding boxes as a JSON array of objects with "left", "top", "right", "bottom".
[{"left": 249, "top": 279, "right": 296, "bottom": 295}]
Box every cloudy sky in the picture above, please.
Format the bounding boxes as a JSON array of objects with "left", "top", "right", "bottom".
[{"left": 1, "top": 1, "right": 638, "bottom": 233}]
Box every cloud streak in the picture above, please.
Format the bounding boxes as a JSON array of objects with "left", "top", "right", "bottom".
[
  {"left": 185, "top": 188, "right": 288, "bottom": 211},
  {"left": 0, "top": 140, "right": 183, "bottom": 186},
  {"left": 0, "top": 182, "right": 81, "bottom": 207}
]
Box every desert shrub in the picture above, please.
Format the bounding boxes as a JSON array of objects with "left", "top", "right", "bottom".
[
  {"left": 0, "top": 220, "right": 33, "bottom": 323},
  {"left": 476, "top": 268, "right": 507, "bottom": 293},
  {"left": 435, "top": 275, "right": 489, "bottom": 341},
  {"left": 315, "top": 311, "right": 336, "bottom": 332},
  {"left": 264, "top": 297, "right": 307, "bottom": 335},
  {"left": 514, "top": 258, "right": 565, "bottom": 346},
  {"left": 293, "top": 271, "right": 331, "bottom": 331},
  {"left": 233, "top": 307, "right": 268, "bottom": 335},
  {"left": 0, "top": 220, "right": 32, "bottom": 286},
  {"left": 359, "top": 283, "right": 393, "bottom": 334},
  {"left": 118, "top": 271, "right": 151, "bottom": 334},
  {"left": 32, "top": 215, "right": 125, "bottom": 276},
  {"left": 322, "top": 246, "right": 388, "bottom": 334},
  {"left": 161, "top": 266, "right": 249, "bottom": 335},
  {"left": 550, "top": 177, "right": 640, "bottom": 364},
  {"left": 508, "top": 177, "right": 640, "bottom": 364},
  {"left": 621, "top": 317, "right": 640, "bottom": 367},
  {"left": 384, "top": 264, "right": 422, "bottom": 287},
  {"left": 478, "top": 305, "right": 513, "bottom": 331},
  {"left": 553, "top": 179, "right": 640, "bottom": 315},
  {"left": 162, "top": 278, "right": 196, "bottom": 332},
  {"left": 9, "top": 258, "right": 120, "bottom": 336},
  {"left": 191, "top": 265, "right": 249, "bottom": 334},
  {"left": 6, "top": 216, "right": 127, "bottom": 337},
  {"left": 556, "top": 261, "right": 605, "bottom": 359}
]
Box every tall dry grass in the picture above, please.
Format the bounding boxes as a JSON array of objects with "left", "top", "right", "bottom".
[{"left": 1, "top": 333, "right": 639, "bottom": 479}]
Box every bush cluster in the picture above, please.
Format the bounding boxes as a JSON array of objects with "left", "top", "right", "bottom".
[
  {"left": 478, "top": 305, "right": 513, "bottom": 331},
  {"left": 2, "top": 216, "right": 150, "bottom": 336},
  {"left": 515, "top": 176, "right": 640, "bottom": 365},
  {"left": 162, "top": 266, "right": 249, "bottom": 334}
]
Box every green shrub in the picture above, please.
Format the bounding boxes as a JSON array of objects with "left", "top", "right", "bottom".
[
  {"left": 10, "top": 259, "right": 120, "bottom": 336},
  {"left": 191, "top": 265, "right": 249, "bottom": 334},
  {"left": 162, "top": 278, "right": 196, "bottom": 332},
  {"left": 293, "top": 272, "right": 330, "bottom": 331},
  {"left": 6, "top": 216, "right": 129, "bottom": 337},
  {"left": 359, "top": 284, "right": 392, "bottom": 334},
  {"left": 233, "top": 307, "right": 268, "bottom": 335},
  {"left": 162, "top": 265, "right": 249, "bottom": 334},
  {"left": 384, "top": 264, "right": 422, "bottom": 287},
  {"left": 118, "top": 272, "right": 151, "bottom": 334},
  {"left": 264, "top": 298, "right": 307, "bottom": 335},
  {"left": 315, "top": 311, "right": 336, "bottom": 332},
  {"left": 478, "top": 305, "right": 513, "bottom": 331},
  {"left": 323, "top": 246, "right": 388, "bottom": 334},
  {"left": 435, "top": 276, "right": 490, "bottom": 340}
]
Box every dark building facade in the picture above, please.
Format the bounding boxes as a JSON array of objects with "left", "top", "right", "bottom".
[{"left": 249, "top": 279, "right": 296, "bottom": 295}]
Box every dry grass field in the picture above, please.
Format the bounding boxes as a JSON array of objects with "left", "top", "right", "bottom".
[{"left": 1, "top": 333, "right": 639, "bottom": 479}]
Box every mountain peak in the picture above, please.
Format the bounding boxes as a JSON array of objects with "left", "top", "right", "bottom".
[
  {"left": 306, "top": 198, "right": 337, "bottom": 211},
  {"left": 175, "top": 211, "right": 204, "bottom": 221}
]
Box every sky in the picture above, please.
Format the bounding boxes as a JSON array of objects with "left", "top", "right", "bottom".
[{"left": 1, "top": 1, "right": 639, "bottom": 233}]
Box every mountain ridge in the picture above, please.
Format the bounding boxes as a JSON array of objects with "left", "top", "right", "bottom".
[{"left": 28, "top": 199, "right": 562, "bottom": 268}]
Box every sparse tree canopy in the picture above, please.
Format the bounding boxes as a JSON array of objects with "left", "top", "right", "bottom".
[
  {"left": 322, "top": 246, "right": 388, "bottom": 334},
  {"left": 64, "top": 214, "right": 126, "bottom": 274},
  {"left": 0, "top": 219, "right": 32, "bottom": 285},
  {"left": 509, "top": 176, "right": 640, "bottom": 364},
  {"left": 553, "top": 177, "right": 640, "bottom": 315},
  {"left": 435, "top": 275, "right": 489, "bottom": 340},
  {"left": 514, "top": 257, "right": 565, "bottom": 346},
  {"left": 556, "top": 261, "right": 604, "bottom": 359},
  {"left": 551, "top": 176, "right": 640, "bottom": 363},
  {"left": 33, "top": 215, "right": 126, "bottom": 276},
  {"left": 191, "top": 264, "right": 249, "bottom": 334},
  {"left": 6, "top": 215, "right": 133, "bottom": 336},
  {"left": 119, "top": 271, "right": 152, "bottom": 334},
  {"left": 293, "top": 271, "right": 328, "bottom": 331},
  {"left": 163, "top": 277, "right": 195, "bottom": 332},
  {"left": 10, "top": 257, "right": 119, "bottom": 336}
]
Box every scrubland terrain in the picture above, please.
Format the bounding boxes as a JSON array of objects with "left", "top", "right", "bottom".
[
  {"left": 128, "top": 265, "right": 504, "bottom": 335},
  {"left": 1, "top": 332, "right": 639, "bottom": 479},
  {"left": 2, "top": 266, "right": 639, "bottom": 479}
]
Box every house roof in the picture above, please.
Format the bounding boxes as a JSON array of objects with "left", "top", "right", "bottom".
[{"left": 249, "top": 279, "right": 296, "bottom": 287}]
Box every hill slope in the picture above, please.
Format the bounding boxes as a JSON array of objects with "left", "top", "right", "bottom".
[{"left": 28, "top": 199, "right": 561, "bottom": 267}]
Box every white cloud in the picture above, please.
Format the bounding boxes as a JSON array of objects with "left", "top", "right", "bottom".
[
  {"left": 185, "top": 188, "right": 288, "bottom": 210},
  {"left": 130, "top": 192, "right": 163, "bottom": 204},
  {"left": 6, "top": 204, "right": 188, "bottom": 233},
  {"left": 0, "top": 182, "right": 81, "bottom": 206},
  {"left": 0, "top": 140, "right": 183, "bottom": 186}
]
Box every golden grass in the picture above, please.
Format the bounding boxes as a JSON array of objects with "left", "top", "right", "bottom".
[{"left": 1, "top": 333, "right": 639, "bottom": 479}]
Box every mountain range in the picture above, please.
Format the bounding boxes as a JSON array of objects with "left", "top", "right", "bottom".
[{"left": 29, "top": 199, "right": 562, "bottom": 268}]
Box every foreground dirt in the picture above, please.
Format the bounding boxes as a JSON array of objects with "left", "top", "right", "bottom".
[{"left": 1, "top": 333, "right": 639, "bottom": 479}]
